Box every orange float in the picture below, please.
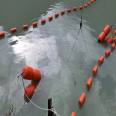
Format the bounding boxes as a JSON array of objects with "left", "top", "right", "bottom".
[
  {"left": 10, "top": 27, "right": 17, "bottom": 34},
  {"left": 24, "top": 84, "right": 36, "bottom": 103},
  {"left": 21, "top": 66, "right": 41, "bottom": 102},
  {"left": 105, "top": 49, "right": 111, "bottom": 57},
  {"left": 0, "top": 32, "right": 5, "bottom": 39},
  {"left": 111, "top": 43, "right": 116, "bottom": 51},
  {"left": 87, "top": 1, "right": 91, "bottom": 6},
  {"left": 79, "top": 5, "right": 84, "bottom": 10},
  {"left": 84, "top": 3, "right": 88, "bottom": 8},
  {"left": 41, "top": 19, "right": 46, "bottom": 25},
  {"left": 92, "top": 65, "right": 98, "bottom": 76},
  {"left": 54, "top": 13, "right": 59, "bottom": 18},
  {"left": 71, "top": 112, "right": 76, "bottom": 116},
  {"left": 114, "top": 29, "right": 116, "bottom": 35},
  {"left": 86, "top": 77, "right": 93, "bottom": 91},
  {"left": 78, "top": 92, "right": 86, "bottom": 108},
  {"left": 98, "top": 56, "right": 104, "bottom": 65},
  {"left": 106, "top": 37, "right": 113, "bottom": 44},
  {"left": 48, "top": 16, "right": 53, "bottom": 22},
  {"left": 98, "top": 32, "right": 106, "bottom": 43},
  {"left": 61, "top": 11, "right": 65, "bottom": 16},
  {"left": 22, "top": 24, "right": 29, "bottom": 31},
  {"left": 32, "top": 22, "right": 38, "bottom": 28},
  {"left": 72, "top": 7, "right": 78, "bottom": 11},
  {"left": 67, "top": 9, "right": 72, "bottom": 13},
  {"left": 103, "top": 25, "right": 111, "bottom": 35}
]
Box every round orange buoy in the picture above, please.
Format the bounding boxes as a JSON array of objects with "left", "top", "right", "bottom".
[
  {"left": 22, "top": 66, "right": 34, "bottom": 80},
  {"left": 91, "top": 0, "right": 96, "bottom": 3},
  {"left": 92, "top": 65, "right": 98, "bottom": 76},
  {"left": 54, "top": 13, "right": 59, "bottom": 18},
  {"left": 32, "top": 22, "right": 38, "bottom": 28},
  {"left": 71, "top": 112, "right": 76, "bottom": 116},
  {"left": 31, "top": 80, "right": 39, "bottom": 87},
  {"left": 113, "top": 37, "right": 116, "bottom": 43},
  {"left": 114, "top": 29, "right": 116, "bottom": 35},
  {"left": 98, "top": 56, "right": 104, "bottom": 65},
  {"left": 79, "top": 5, "right": 83, "bottom": 10},
  {"left": 22, "top": 24, "right": 29, "bottom": 31},
  {"left": 86, "top": 77, "right": 93, "bottom": 91},
  {"left": 0, "top": 32, "right": 5, "bottom": 39},
  {"left": 24, "top": 84, "right": 36, "bottom": 102},
  {"left": 72, "top": 7, "right": 78, "bottom": 11},
  {"left": 10, "top": 27, "right": 17, "bottom": 34},
  {"left": 48, "top": 16, "right": 53, "bottom": 22},
  {"left": 103, "top": 25, "right": 111, "bottom": 35},
  {"left": 32, "top": 69, "right": 41, "bottom": 81},
  {"left": 98, "top": 32, "right": 106, "bottom": 43},
  {"left": 41, "top": 19, "right": 46, "bottom": 25},
  {"left": 105, "top": 49, "right": 111, "bottom": 57},
  {"left": 61, "top": 11, "right": 65, "bottom": 16},
  {"left": 87, "top": 1, "right": 91, "bottom": 5},
  {"left": 106, "top": 37, "right": 113, "bottom": 44},
  {"left": 21, "top": 66, "right": 41, "bottom": 81},
  {"left": 84, "top": 3, "right": 88, "bottom": 8},
  {"left": 67, "top": 9, "right": 72, "bottom": 13},
  {"left": 111, "top": 43, "right": 116, "bottom": 51},
  {"left": 78, "top": 92, "right": 86, "bottom": 108}
]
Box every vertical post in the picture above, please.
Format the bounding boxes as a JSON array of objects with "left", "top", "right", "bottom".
[{"left": 48, "top": 98, "right": 54, "bottom": 116}]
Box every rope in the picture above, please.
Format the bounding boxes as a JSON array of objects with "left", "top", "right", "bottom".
[
  {"left": 66, "top": 27, "right": 82, "bottom": 64},
  {"left": 18, "top": 76, "right": 61, "bottom": 116}
]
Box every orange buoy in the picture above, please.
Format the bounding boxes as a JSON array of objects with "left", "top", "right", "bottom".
[
  {"left": 71, "top": 112, "right": 76, "bottom": 116},
  {"left": 86, "top": 77, "right": 93, "bottom": 91},
  {"left": 32, "top": 22, "right": 38, "bottom": 28},
  {"left": 91, "top": 0, "right": 96, "bottom": 3},
  {"left": 41, "top": 19, "right": 46, "bottom": 25},
  {"left": 32, "top": 68, "right": 41, "bottom": 81},
  {"left": 111, "top": 43, "right": 116, "bottom": 51},
  {"left": 22, "top": 24, "right": 29, "bottom": 31},
  {"left": 78, "top": 92, "right": 86, "bottom": 108},
  {"left": 84, "top": 3, "right": 88, "bottom": 8},
  {"left": 106, "top": 37, "right": 113, "bottom": 44},
  {"left": 67, "top": 9, "right": 72, "bottom": 13},
  {"left": 92, "top": 65, "right": 98, "bottom": 76},
  {"left": 79, "top": 5, "right": 84, "bottom": 10},
  {"left": 10, "top": 27, "right": 17, "bottom": 34},
  {"left": 54, "top": 13, "right": 59, "bottom": 18},
  {"left": 21, "top": 66, "right": 34, "bottom": 80},
  {"left": 87, "top": 1, "right": 91, "bottom": 5},
  {"left": 72, "top": 7, "right": 78, "bottom": 11},
  {"left": 0, "top": 32, "right": 5, "bottom": 39},
  {"left": 114, "top": 29, "right": 116, "bottom": 35},
  {"left": 98, "top": 32, "right": 106, "bottom": 43},
  {"left": 31, "top": 80, "right": 39, "bottom": 87},
  {"left": 113, "top": 37, "right": 116, "bottom": 43},
  {"left": 48, "top": 16, "right": 53, "bottom": 22},
  {"left": 105, "top": 49, "right": 111, "bottom": 57},
  {"left": 61, "top": 11, "right": 65, "bottom": 16},
  {"left": 98, "top": 56, "right": 104, "bottom": 65},
  {"left": 103, "top": 25, "right": 111, "bottom": 35},
  {"left": 21, "top": 66, "right": 41, "bottom": 81},
  {"left": 24, "top": 84, "right": 36, "bottom": 102}
]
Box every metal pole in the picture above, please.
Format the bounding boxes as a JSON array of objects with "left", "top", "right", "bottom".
[{"left": 48, "top": 98, "right": 54, "bottom": 116}]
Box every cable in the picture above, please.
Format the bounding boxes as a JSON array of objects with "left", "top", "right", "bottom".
[
  {"left": 19, "top": 77, "right": 61, "bottom": 116},
  {"left": 66, "top": 27, "right": 82, "bottom": 64}
]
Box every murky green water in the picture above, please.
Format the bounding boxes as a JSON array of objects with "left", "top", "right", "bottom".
[{"left": 0, "top": 0, "right": 116, "bottom": 116}]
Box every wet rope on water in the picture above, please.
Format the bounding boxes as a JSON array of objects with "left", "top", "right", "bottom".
[
  {"left": 18, "top": 76, "right": 61, "bottom": 116},
  {"left": 66, "top": 26, "right": 82, "bottom": 64}
]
